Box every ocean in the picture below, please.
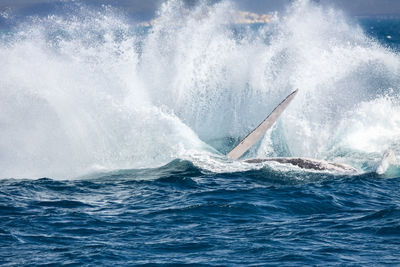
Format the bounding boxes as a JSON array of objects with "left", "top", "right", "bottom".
[{"left": 1, "top": 0, "right": 400, "bottom": 265}]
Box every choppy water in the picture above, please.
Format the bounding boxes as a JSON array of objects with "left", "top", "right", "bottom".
[
  {"left": 1, "top": 0, "right": 400, "bottom": 265},
  {"left": 1, "top": 162, "right": 400, "bottom": 266}
]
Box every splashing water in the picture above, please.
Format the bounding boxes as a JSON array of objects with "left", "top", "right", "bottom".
[{"left": 0, "top": 0, "right": 399, "bottom": 179}]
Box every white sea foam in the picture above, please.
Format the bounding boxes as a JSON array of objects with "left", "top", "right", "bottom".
[{"left": 0, "top": 0, "right": 399, "bottom": 178}]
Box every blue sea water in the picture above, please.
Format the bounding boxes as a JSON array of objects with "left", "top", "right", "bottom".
[
  {"left": 1, "top": 0, "right": 400, "bottom": 265},
  {"left": 1, "top": 163, "right": 400, "bottom": 266}
]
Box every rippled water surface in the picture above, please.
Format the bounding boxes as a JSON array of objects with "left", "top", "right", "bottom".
[
  {"left": 1, "top": 0, "right": 400, "bottom": 265},
  {"left": 1, "top": 161, "right": 400, "bottom": 266}
]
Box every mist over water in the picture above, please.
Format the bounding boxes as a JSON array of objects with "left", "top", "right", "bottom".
[
  {"left": 2, "top": 2, "right": 400, "bottom": 265},
  {"left": 0, "top": 0, "right": 399, "bottom": 179}
]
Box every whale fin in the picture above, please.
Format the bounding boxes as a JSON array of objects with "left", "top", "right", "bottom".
[
  {"left": 376, "top": 148, "right": 397, "bottom": 175},
  {"left": 227, "top": 89, "right": 299, "bottom": 160}
]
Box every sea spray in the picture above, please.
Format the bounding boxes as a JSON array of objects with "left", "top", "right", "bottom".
[
  {"left": 0, "top": 0, "right": 399, "bottom": 178},
  {"left": 0, "top": 3, "right": 209, "bottom": 178},
  {"left": 252, "top": 0, "right": 400, "bottom": 160}
]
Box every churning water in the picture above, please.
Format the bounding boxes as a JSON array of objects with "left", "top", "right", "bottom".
[{"left": 1, "top": 0, "right": 400, "bottom": 265}]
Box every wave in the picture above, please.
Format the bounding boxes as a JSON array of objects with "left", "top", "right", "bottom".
[{"left": 0, "top": 0, "right": 399, "bottom": 179}]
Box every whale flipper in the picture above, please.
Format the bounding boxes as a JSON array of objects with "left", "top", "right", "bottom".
[
  {"left": 227, "top": 89, "right": 298, "bottom": 160},
  {"left": 225, "top": 88, "right": 365, "bottom": 174}
]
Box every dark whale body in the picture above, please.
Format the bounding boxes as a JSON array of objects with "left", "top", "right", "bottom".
[
  {"left": 227, "top": 89, "right": 394, "bottom": 174},
  {"left": 244, "top": 157, "right": 358, "bottom": 173}
]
